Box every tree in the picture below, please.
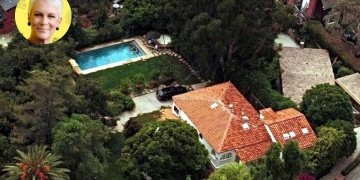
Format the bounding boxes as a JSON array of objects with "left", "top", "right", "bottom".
[
  {"left": 325, "top": 120, "right": 357, "bottom": 157},
  {"left": 1, "top": 145, "right": 70, "bottom": 180},
  {"left": 13, "top": 65, "right": 75, "bottom": 145},
  {"left": 118, "top": 120, "right": 210, "bottom": 180},
  {"left": 300, "top": 83, "right": 353, "bottom": 127},
  {"left": 52, "top": 114, "right": 110, "bottom": 180},
  {"left": 265, "top": 143, "right": 285, "bottom": 179},
  {"left": 208, "top": 163, "right": 252, "bottom": 180},
  {"left": 283, "top": 140, "right": 305, "bottom": 179},
  {"left": 304, "top": 127, "right": 346, "bottom": 178},
  {"left": 172, "top": 0, "right": 280, "bottom": 83},
  {"left": 74, "top": 78, "right": 108, "bottom": 116},
  {"left": 250, "top": 141, "right": 305, "bottom": 180},
  {"left": 335, "top": 66, "right": 355, "bottom": 78}
]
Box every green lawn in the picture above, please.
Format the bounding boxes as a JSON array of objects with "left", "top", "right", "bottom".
[{"left": 84, "top": 54, "right": 201, "bottom": 92}]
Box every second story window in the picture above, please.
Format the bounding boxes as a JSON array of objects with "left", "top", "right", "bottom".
[{"left": 220, "top": 153, "right": 232, "bottom": 161}]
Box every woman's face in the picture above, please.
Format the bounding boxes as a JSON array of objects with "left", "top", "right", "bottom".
[{"left": 29, "top": 0, "right": 62, "bottom": 44}]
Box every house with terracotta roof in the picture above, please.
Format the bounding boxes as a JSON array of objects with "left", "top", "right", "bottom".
[
  {"left": 279, "top": 47, "right": 335, "bottom": 104},
  {"left": 171, "top": 82, "right": 317, "bottom": 168},
  {"left": 335, "top": 73, "right": 360, "bottom": 120},
  {"left": 260, "top": 108, "right": 317, "bottom": 149},
  {"left": 0, "top": 0, "right": 18, "bottom": 34}
]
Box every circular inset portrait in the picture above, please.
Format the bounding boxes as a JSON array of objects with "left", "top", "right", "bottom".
[{"left": 15, "top": 0, "right": 72, "bottom": 44}]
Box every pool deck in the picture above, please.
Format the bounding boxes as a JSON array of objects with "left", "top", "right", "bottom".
[{"left": 74, "top": 37, "right": 155, "bottom": 75}]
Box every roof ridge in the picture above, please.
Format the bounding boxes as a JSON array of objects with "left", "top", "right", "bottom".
[
  {"left": 220, "top": 81, "right": 231, "bottom": 100},
  {"left": 219, "top": 114, "right": 235, "bottom": 151}
]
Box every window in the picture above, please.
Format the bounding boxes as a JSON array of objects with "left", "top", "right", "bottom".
[
  {"left": 211, "top": 150, "right": 215, "bottom": 155},
  {"left": 210, "top": 149, "right": 216, "bottom": 159},
  {"left": 283, "top": 133, "right": 290, "bottom": 140},
  {"left": 289, "top": 131, "right": 296, "bottom": 138},
  {"left": 0, "top": 23, "right": 4, "bottom": 29},
  {"left": 220, "top": 153, "right": 232, "bottom": 161},
  {"left": 301, "top": 128, "right": 309, "bottom": 134},
  {"left": 199, "top": 133, "right": 203, "bottom": 139},
  {"left": 173, "top": 106, "right": 179, "bottom": 115}
]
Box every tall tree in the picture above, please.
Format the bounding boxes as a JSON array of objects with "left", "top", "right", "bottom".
[
  {"left": 265, "top": 143, "right": 285, "bottom": 179},
  {"left": 52, "top": 114, "right": 110, "bottom": 180},
  {"left": 118, "top": 120, "right": 210, "bottom": 180},
  {"left": 325, "top": 120, "right": 357, "bottom": 157},
  {"left": 1, "top": 145, "right": 70, "bottom": 180},
  {"left": 175, "top": 0, "right": 279, "bottom": 82},
  {"left": 300, "top": 83, "right": 353, "bottom": 127},
  {"left": 283, "top": 140, "right": 305, "bottom": 179},
  {"left": 208, "top": 163, "right": 252, "bottom": 180},
  {"left": 13, "top": 65, "right": 75, "bottom": 145}
]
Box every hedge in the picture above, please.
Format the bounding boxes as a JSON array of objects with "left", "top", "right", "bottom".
[
  {"left": 305, "top": 20, "right": 359, "bottom": 72},
  {"left": 341, "top": 158, "right": 360, "bottom": 176}
]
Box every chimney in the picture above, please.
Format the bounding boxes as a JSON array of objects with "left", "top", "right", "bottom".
[{"left": 228, "top": 104, "right": 234, "bottom": 112}]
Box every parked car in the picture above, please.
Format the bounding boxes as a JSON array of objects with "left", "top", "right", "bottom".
[{"left": 156, "top": 86, "right": 188, "bottom": 100}]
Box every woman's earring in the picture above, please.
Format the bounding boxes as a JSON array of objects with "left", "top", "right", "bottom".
[
  {"left": 56, "top": 27, "right": 59, "bottom": 30},
  {"left": 27, "top": 22, "right": 31, "bottom": 26}
]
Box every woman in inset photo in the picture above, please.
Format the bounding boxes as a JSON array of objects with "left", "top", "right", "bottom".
[{"left": 27, "top": 0, "right": 63, "bottom": 44}]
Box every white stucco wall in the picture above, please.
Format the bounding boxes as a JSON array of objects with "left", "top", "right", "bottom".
[
  {"left": 172, "top": 103, "right": 238, "bottom": 169},
  {"left": 264, "top": 124, "right": 277, "bottom": 143}
]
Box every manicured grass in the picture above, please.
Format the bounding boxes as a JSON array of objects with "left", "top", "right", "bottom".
[
  {"left": 129, "top": 110, "right": 161, "bottom": 125},
  {"left": 84, "top": 54, "right": 201, "bottom": 92}
]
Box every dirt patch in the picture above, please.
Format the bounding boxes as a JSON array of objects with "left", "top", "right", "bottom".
[{"left": 157, "top": 108, "right": 181, "bottom": 121}]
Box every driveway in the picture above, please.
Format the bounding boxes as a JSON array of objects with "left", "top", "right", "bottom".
[
  {"left": 115, "top": 92, "right": 173, "bottom": 132},
  {"left": 114, "top": 81, "right": 209, "bottom": 132}
]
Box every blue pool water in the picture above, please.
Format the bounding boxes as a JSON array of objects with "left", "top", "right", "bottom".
[{"left": 76, "top": 41, "right": 146, "bottom": 70}]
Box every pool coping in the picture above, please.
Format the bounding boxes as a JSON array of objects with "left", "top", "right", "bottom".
[{"left": 69, "top": 38, "right": 155, "bottom": 75}]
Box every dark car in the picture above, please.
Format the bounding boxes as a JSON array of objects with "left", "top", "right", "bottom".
[{"left": 156, "top": 86, "right": 188, "bottom": 100}]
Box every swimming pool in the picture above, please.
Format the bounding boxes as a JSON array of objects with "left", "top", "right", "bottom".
[{"left": 76, "top": 40, "right": 146, "bottom": 71}]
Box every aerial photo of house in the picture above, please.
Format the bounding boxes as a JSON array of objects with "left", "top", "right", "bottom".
[{"left": 1, "top": 0, "right": 360, "bottom": 179}]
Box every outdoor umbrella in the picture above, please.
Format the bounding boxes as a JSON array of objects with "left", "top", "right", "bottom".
[
  {"left": 113, "top": 3, "right": 120, "bottom": 8},
  {"left": 146, "top": 31, "right": 161, "bottom": 40}
]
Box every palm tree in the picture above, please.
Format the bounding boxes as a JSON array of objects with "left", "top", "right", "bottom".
[{"left": 1, "top": 145, "right": 70, "bottom": 180}]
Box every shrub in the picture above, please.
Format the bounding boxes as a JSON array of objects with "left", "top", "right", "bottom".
[
  {"left": 123, "top": 118, "right": 142, "bottom": 138},
  {"left": 148, "top": 80, "right": 158, "bottom": 88},
  {"left": 133, "top": 73, "right": 145, "bottom": 85},
  {"left": 119, "top": 78, "right": 132, "bottom": 94},
  {"left": 336, "top": 66, "right": 355, "bottom": 78},
  {"left": 107, "top": 90, "right": 135, "bottom": 116},
  {"left": 341, "top": 158, "right": 360, "bottom": 176},
  {"left": 150, "top": 69, "right": 161, "bottom": 80}
]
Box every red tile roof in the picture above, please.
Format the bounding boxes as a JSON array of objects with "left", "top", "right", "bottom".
[
  {"left": 260, "top": 108, "right": 317, "bottom": 149},
  {"left": 173, "top": 82, "right": 272, "bottom": 162}
]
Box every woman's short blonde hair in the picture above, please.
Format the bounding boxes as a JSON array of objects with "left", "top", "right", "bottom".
[{"left": 28, "top": 0, "right": 63, "bottom": 20}]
